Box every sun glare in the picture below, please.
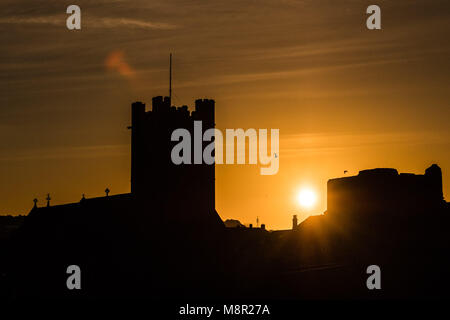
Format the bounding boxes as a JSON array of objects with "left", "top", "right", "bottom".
[{"left": 297, "top": 188, "right": 317, "bottom": 209}]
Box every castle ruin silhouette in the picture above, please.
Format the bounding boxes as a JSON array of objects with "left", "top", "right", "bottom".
[{"left": 327, "top": 164, "right": 445, "bottom": 219}]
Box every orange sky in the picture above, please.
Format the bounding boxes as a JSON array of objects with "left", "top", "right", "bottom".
[{"left": 0, "top": 0, "right": 449, "bottom": 229}]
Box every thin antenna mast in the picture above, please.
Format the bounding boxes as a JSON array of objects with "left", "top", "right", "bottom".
[{"left": 169, "top": 53, "right": 172, "bottom": 102}]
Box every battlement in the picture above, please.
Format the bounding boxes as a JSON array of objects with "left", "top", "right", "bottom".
[
  {"left": 134, "top": 96, "right": 215, "bottom": 122},
  {"left": 152, "top": 96, "right": 171, "bottom": 113},
  {"left": 194, "top": 99, "right": 214, "bottom": 113}
]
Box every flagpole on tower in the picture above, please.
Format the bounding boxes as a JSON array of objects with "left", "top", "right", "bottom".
[{"left": 169, "top": 53, "right": 172, "bottom": 103}]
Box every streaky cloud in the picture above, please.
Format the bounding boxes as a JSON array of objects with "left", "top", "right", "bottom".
[{"left": 0, "top": 15, "right": 177, "bottom": 30}]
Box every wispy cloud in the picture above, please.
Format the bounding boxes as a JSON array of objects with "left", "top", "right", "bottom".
[
  {"left": 0, "top": 16, "right": 62, "bottom": 26},
  {"left": 280, "top": 131, "right": 450, "bottom": 158},
  {"left": 99, "top": 17, "right": 176, "bottom": 30},
  {"left": 0, "top": 144, "right": 129, "bottom": 162},
  {"left": 174, "top": 56, "right": 418, "bottom": 89},
  {"left": 0, "top": 15, "right": 177, "bottom": 30}
]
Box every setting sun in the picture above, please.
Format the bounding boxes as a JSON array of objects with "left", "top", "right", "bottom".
[{"left": 297, "top": 188, "right": 318, "bottom": 209}]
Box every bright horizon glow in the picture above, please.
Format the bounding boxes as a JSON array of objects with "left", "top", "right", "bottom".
[
  {"left": 296, "top": 188, "right": 318, "bottom": 210},
  {"left": 1, "top": 0, "right": 449, "bottom": 232}
]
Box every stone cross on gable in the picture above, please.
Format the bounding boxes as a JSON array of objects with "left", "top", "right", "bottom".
[
  {"left": 46, "top": 193, "right": 51, "bottom": 207},
  {"left": 105, "top": 188, "right": 110, "bottom": 197}
]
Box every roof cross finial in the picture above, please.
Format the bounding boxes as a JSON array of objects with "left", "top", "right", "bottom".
[
  {"left": 33, "top": 198, "right": 38, "bottom": 208},
  {"left": 105, "top": 188, "right": 110, "bottom": 197},
  {"left": 46, "top": 193, "right": 51, "bottom": 207}
]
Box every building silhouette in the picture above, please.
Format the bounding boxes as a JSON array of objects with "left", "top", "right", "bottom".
[
  {"left": 131, "top": 97, "right": 222, "bottom": 230},
  {"left": 27, "top": 96, "right": 223, "bottom": 232},
  {"left": 2, "top": 94, "right": 450, "bottom": 300}
]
